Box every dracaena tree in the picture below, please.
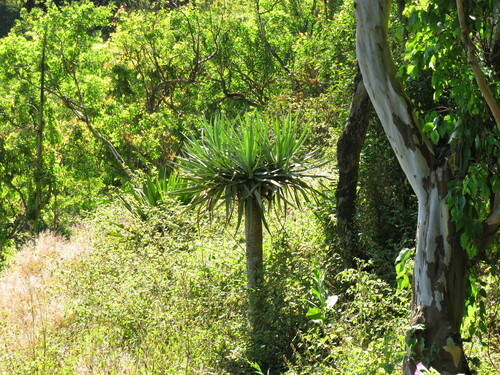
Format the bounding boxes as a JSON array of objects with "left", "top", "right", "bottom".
[{"left": 177, "top": 113, "right": 325, "bottom": 326}]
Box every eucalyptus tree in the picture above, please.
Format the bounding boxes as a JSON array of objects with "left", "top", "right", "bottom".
[
  {"left": 355, "top": 0, "right": 499, "bottom": 373},
  {"left": 178, "top": 113, "right": 325, "bottom": 325}
]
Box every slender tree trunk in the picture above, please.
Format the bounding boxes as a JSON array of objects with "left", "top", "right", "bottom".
[
  {"left": 34, "top": 25, "right": 48, "bottom": 232},
  {"left": 245, "top": 197, "right": 264, "bottom": 317},
  {"left": 355, "top": 0, "right": 471, "bottom": 373},
  {"left": 336, "top": 70, "right": 372, "bottom": 266}
]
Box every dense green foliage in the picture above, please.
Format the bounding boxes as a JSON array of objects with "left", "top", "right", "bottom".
[
  {"left": 402, "top": 0, "right": 500, "bottom": 260},
  {"left": 398, "top": 0, "right": 500, "bottom": 347},
  {"left": 0, "top": 0, "right": 498, "bottom": 373},
  {"left": 0, "top": 0, "right": 356, "bottom": 253}
]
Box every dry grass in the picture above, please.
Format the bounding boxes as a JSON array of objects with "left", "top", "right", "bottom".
[{"left": 0, "top": 228, "right": 91, "bottom": 369}]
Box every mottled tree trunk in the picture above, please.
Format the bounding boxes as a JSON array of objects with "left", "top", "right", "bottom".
[
  {"left": 336, "top": 71, "right": 372, "bottom": 266},
  {"left": 407, "top": 174, "right": 470, "bottom": 374},
  {"left": 355, "top": 0, "right": 471, "bottom": 373}
]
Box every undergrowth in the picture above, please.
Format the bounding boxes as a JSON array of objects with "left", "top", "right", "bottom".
[{"left": 0, "top": 196, "right": 498, "bottom": 374}]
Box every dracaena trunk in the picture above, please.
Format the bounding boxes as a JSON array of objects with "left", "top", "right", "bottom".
[{"left": 245, "top": 198, "right": 264, "bottom": 319}]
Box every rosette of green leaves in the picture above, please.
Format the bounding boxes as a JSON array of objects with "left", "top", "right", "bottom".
[{"left": 177, "top": 113, "right": 326, "bottom": 230}]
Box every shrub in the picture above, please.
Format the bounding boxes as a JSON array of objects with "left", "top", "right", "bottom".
[{"left": 285, "top": 260, "right": 409, "bottom": 374}]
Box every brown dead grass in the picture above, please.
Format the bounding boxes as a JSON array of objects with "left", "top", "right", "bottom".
[{"left": 0, "top": 228, "right": 92, "bottom": 359}]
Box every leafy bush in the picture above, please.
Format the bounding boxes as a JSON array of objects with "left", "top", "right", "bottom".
[
  {"left": 285, "top": 260, "right": 409, "bottom": 374},
  {"left": 64, "top": 199, "right": 332, "bottom": 374},
  {"left": 50, "top": 201, "right": 247, "bottom": 374}
]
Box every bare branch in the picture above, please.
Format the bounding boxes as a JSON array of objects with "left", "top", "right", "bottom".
[
  {"left": 3, "top": 179, "right": 28, "bottom": 213},
  {"left": 61, "top": 92, "right": 134, "bottom": 179}
]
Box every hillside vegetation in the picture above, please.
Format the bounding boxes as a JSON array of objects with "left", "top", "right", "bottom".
[
  {"left": 0, "top": 0, "right": 499, "bottom": 374},
  {"left": 0, "top": 202, "right": 408, "bottom": 374},
  {"left": 1, "top": 202, "right": 499, "bottom": 373}
]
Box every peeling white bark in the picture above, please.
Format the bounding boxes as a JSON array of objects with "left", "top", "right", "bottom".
[
  {"left": 355, "top": 0, "right": 457, "bottom": 307},
  {"left": 485, "top": 191, "right": 500, "bottom": 227},
  {"left": 355, "top": 0, "right": 447, "bottom": 311},
  {"left": 355, "top": 0, "right": 432, "bottom": 200},
  {"left": 414, "top": 181, "right": 451, "bottom": 312},
  {"left": 355, "top": 0, "right": 470, "bottom": 373}
]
